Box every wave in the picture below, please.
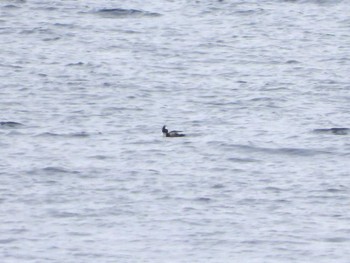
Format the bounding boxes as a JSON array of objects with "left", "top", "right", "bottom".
[
  {"left": 26, "top": 166, "right": 80, "bottom": 176},
  {"left": 34, "top": 132, "right": 90, "bottom": 138},
  {"left": 0, "top": 121, "right": 23, "bottom": 128},
  {"left": 220, "top": 143, "right": 336, "bottom": 157},
  {"left": 281, "top": 0, "right": 346, "bottom": 4},
  {"left": 95, "top": 8, "right": 161, "bottom": 18},
  {"left": 313, "top": 128, "right": 350, "bottom": 135}
]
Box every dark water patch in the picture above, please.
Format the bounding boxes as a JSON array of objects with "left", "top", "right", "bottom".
[
  {"left": 279, "top": 147, "right": 329, "bottom": 156},
  {"left": 325, "top": 188, "right": 347, "bottom": 193},
  {"left": 0, "top": 63, "right": 23, "bottom": 69},
  {"left": 194, "top": 197, "right": 212, "bottom": 203},
  {"left": 274, "top": 199, "right": 291, "bottom": 204},
  {"left": 43, "top": 35, "right": 62, "bottom": 42},
  {"left": 238, "top": 198, "right": 268, "bottom": 206},
  {"left": 53, "top": 23, "right": 74, "bottom": 28},
  {"left": 102, "top": 106, "right": 143, "bottom": 112},
  {"left": 49, "top": 210, "right": 80, "bottom": 218},
  {"left": 42, "top": 167, "right": 74, "bottom": 174},
  {"left": 288, "top": 0, "right": 344, "bottom": 4},
  {"left": 262, "top": 86, "right": 290, "bottom": 92},
  {"left": 234, "top": 8, "right": 264, "bottom": 16},
  {"left": 0, "top": 238, "right": 17, "bottom": 244},
  {"left": 206, "top": 101, "right": 240, "bottom": 106},
  {"left": 35, "top": 132, "right": 60, "bottom": 137},
  {"left": 324, "top": 237, "right": 349, "bottom": 243},
  {"left": 307, "top": 192, "right": 347, "bottom": 203},
  {"left": 89, "top": 155, "right": 111, "bottom": 160},
  {"left": 26, "top": 166, "right": 80, "bottom": 176},
  {"left": 0, "top": 26, "right": 12, "bottom": 34},
  {"left": 286, "top": 60, "right": 300, "bottom": 64},
  {"left": 313, "top": 128, "right": 350, "bottom": 135},
  {"left": 31, "top": 5, "right": 58, "bottom": 11},
  {"left": 9, "top": 227, "right": 28, "bottom": 234},
  {"left": 227, "top": 157, "right": 259, "bottom": 163},
  {"left": 66, "top": 62, "right": 84, "bottom": 66},
  {"left": 7, "top": 0, "right": 26, "bottom": 3},
  {"left": 263, "top": 186, "right": 284, "bottom": 192},
  {"left": 0, "top": 121, "right": 23, "bottom": 128},
  {"left": 236, "top": 80, "right": 248, "bottom": 84},
  {"left": 95, "top": 8, "right": 161, "bottom": 18},
  {"left": 250, "top": 97, "right": 276, "bottom": 102},
  {"left": 211, "top": 184, "right": 225, "bottom": 189},
  {"left": 309, "top": 187, "right": 348, "bottom": 196},
  {"left": 224, "top": 143, "right": 334, "bottom": 157},
  {"left": 35, "top": 132, "right": 90, "bottom": 138},
  {"left": 20, "top": 27, "right": 54, "bottom": 35},
  {"left": 2, "top": 131, "right": 25, "bottom": 137},
  {"left": 67, "top": 231, "right": 91, "bottom": 237},
  {"left": 2, "top": 4, "right": 21, "bottom": 9},
  {"left": 319, "top": 79, "right": 339, "bottom": 85}
]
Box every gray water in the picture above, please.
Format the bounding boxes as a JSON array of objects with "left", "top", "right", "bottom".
[{"left": 1, "top": 0, "right": 350, "bottom": 262}]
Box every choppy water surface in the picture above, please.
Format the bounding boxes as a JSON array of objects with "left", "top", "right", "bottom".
[{"left": 1, "top": 0, "right": 350, "bottom": 262}]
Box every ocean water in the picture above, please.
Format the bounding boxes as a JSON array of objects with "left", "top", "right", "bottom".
[{"left": 1, "top": 0, "right": 350, "bottom": 262}]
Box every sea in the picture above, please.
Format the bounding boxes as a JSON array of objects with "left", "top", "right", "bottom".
[{"left": 1, "top": 0, "right": 350, "bottom": 262}]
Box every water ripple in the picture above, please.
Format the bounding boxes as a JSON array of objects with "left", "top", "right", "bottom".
[{"left": 95, "top": 8, "right": 161, "bottom": 18}]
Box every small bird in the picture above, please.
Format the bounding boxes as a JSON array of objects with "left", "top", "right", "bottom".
[{"left": 162, "top": 125, "right": 185, "bottom": 137}]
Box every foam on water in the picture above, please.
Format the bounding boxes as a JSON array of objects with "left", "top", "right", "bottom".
[{"left": 1, "top": 0, "right": 350, "bottom": 262}]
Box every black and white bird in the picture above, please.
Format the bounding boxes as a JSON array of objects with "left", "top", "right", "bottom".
[{"left": 162, "top": 125, "right": 185, "bottom": 137}]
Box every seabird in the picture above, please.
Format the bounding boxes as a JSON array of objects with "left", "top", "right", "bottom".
[{"left": 162, "top": 125, "right": 185, "bottom": 137}]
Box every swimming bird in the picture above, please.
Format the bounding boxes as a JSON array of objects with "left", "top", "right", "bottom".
[{"left": 162, "top": 125, "right": 185, "bottom": 137}]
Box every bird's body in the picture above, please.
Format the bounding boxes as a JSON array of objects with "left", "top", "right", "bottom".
[{"left": 162, "top": 125, "right": 185, "bottom": 137}]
